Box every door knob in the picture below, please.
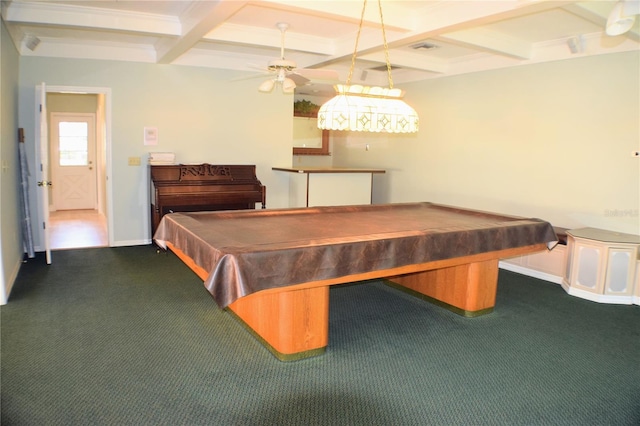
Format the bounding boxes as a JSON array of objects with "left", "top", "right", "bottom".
[{"left": 37, "top": 181, "right": 52, "bottom": 187}]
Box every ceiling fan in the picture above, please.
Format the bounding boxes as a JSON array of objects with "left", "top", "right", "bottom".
[{"left": 256, "top": 22, "right": 338, "bottom": 94}]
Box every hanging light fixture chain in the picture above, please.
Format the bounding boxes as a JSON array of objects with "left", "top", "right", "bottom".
[
  {"left": 347, "top": 0, "right": 368, "bottom": 85},
  {"left": 317, "top": 0, "right": 419, "bottom": 134},
  {"left": 377, "top": 0, "right": 393, "bottom": 89}
]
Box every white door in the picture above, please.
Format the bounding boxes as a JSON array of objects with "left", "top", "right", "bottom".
[
  {"left": 50, "top": 113, "right": 97, "bottom": 210},
  {"left": 36, "top": 83, "right": 52, "bottom": 264}
]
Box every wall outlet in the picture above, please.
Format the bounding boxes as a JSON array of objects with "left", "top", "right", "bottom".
[{"left": 128, "top": 156, "right": 141, "bottom": 166}]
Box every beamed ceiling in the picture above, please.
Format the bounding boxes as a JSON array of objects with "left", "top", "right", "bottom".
[{"left": 2, "top": 0, "right": 639, "bottom": 95}]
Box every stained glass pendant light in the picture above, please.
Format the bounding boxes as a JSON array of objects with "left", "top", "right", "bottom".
[{"left": 317, "top": 0, "right": 419, "bottom": 133}]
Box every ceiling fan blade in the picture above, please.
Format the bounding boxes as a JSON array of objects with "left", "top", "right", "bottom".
[
  {"left": 288, "top": 73, "right": 310, "bottom": 86},
  {"left": 247, "top": 63, "right": 270, "bottom": 72},
  {"left": 229, "top": 61, "right": 273, "bottom": 82}
]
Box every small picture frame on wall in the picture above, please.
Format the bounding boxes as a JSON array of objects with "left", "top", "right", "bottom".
[{"left": 144, "top": 127, "right": 158, "bottom": 146}]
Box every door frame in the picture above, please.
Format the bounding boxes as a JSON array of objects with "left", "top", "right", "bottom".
[
  {"left": 35, "top": 85, "right": 113, "bottom": 249},
  {"left": 50, "top": 112, "right": 98, "bottom": 211}
]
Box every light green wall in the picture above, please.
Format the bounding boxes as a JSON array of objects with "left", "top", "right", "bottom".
[
  {"left": 0, "top": 17, "right": 23, "bottom": 304},
  {"left": 333, "top": 52, "right": 640, "bottom": 235},
  {"left": 12, "top": 50, "right": 640, "bottom": 261},
  {"left": 18, "top": 57, "right": 294, "bottom": 248}
]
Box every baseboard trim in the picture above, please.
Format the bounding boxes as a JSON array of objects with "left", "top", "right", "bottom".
[
  {"left": 559, "top": 280, "right": 635, "bottom": 305},
  {"left": 111, "top": 239, "right": 151, "bottom": 247},
  {"left": 34, "top": 239, "right": 150, "bottom": 251},
  {"left": 498, "top": 261, "right": 563, "bottom": 285},
  {"left": 1, "top": 255, "right": 23, "bottom": 305}
]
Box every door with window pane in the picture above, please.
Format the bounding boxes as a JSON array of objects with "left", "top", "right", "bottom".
[{"left": 51, "top": 113, "right": 97, "bottom": 210}]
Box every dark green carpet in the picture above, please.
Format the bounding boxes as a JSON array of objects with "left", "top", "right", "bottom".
[{"left": 2, "top": 246, "right": 639, "bottom": 425}]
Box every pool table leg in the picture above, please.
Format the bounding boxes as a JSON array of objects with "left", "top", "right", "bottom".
[
  {"left": 227, "top": 285, "right": 330, "bottom": 361},
  {"left": 388, "top": 259, "right": 499, "bottom": 317}
]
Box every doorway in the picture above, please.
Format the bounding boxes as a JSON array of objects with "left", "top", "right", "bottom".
[
  {"left": 50, "top": 113, "right": 97, "bottom": 210},
  {"left": 49, "top": 210, "right": 107, "bottom": 249},
  {"left": 45, "top": 91, "right": 109, "bottom": 250}
]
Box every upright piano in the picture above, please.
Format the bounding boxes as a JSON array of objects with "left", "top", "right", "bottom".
[{"left": 150, "top": 164, "right": 266, "bottom": 235}]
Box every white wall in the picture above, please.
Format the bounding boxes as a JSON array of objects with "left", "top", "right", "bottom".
[
  {"left": 18, "top": 58, "right": 295, "bottom": 248},
  {"left": 1, "top": 17, "right": 23, "bottom": 304},
  {"left": 333, "top": 52, "right": 640, "bottom": 235}
]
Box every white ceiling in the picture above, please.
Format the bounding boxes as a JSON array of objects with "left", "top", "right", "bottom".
[{"left": 2, "top": 0, "right": 639, "bottom": 96}]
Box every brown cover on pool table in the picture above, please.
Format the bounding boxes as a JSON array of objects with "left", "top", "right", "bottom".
[{"left": 153, "top": 202, "right": 557, "bottom": 308}]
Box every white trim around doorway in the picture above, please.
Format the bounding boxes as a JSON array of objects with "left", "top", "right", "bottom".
[{"left": 44, "top": 85, "right": 113, "bottom": 248}]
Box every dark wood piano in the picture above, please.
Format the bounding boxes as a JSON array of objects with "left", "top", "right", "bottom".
[{"left": 150, "top": 164, "right": 266, "bottom": 235}]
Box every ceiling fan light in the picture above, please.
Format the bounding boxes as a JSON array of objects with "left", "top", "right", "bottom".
[
  {"left": 258, "top": 79, "right": 275, "bottom": 93},
  {"left": 282, "top": 78, "right": 296, "bottom": 93},
  {"left": 606, "top": 1, "right": 639, "bottom": 36}
]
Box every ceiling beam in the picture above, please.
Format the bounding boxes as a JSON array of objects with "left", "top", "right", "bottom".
[
  {"left": 204, "top": 23, "right": 336, "bottom": 56},
  {"left": 155, "top": 1, "right": 248, "bottom": 64},
  {"left": 258, "top": 0, "right": 417, "bottom": 31},
  {"left": 562, "top": 1, "right": 610, "bottom": 25},
  {"left": 563, "top": 1, "right": 639, "bottom": 41},
  {"left": 439, "top": 27, "right": 531, "bottom": 60},
  {"left": 359, "top": 50, "right": 448, "bottom": 74},
  {"left": 303, "top": 0, "right": 571, "bottom": 69},
  {"left": 2, "top": 0, "right": 180, "bottom": 35}
]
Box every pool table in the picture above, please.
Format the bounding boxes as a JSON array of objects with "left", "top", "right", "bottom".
[{"left": 154, "top": 202, "right": 557, "bottom": 361}]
